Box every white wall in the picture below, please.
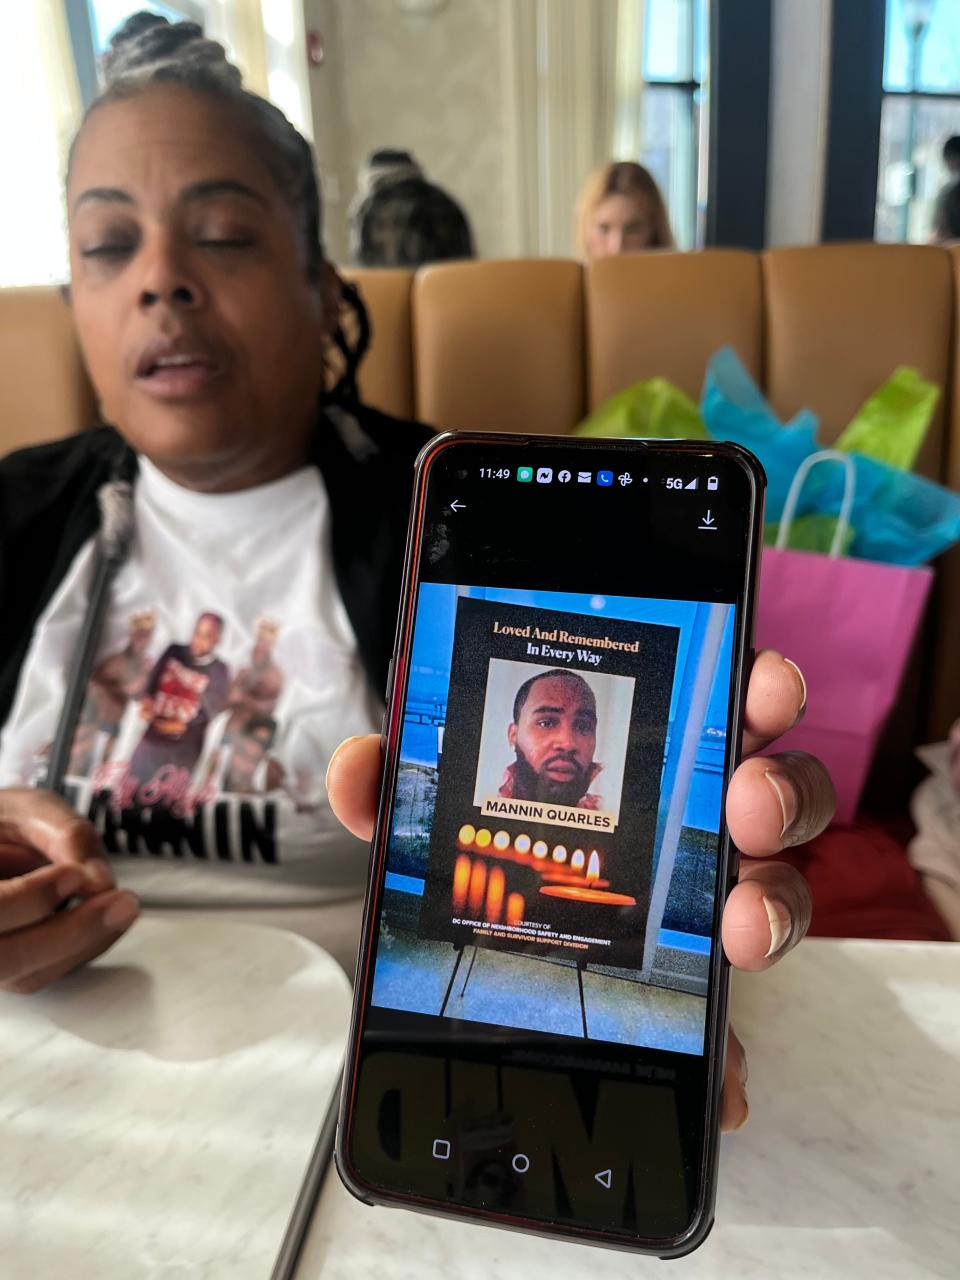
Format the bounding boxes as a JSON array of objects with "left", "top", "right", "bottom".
[
  {"left": 301, "top": 0, "right": 507, "bottom": 262},
  {"left": 765, "top": 0, "right": 833, "bottom": 247},
  {"left": 302, "top": 0, "right": 834, "bottom": 259}
]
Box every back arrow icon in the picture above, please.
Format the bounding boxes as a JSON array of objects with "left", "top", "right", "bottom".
[
  {"left": 450, "top": 500, "right": 465, "bottom": 512},
  {"left": 595, "top": 1168, "right": 612, "bottom": 1189}
]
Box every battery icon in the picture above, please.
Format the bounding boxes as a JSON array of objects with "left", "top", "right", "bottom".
[{"left": 707, "top": 476, "right": 719, "bottom": 491}]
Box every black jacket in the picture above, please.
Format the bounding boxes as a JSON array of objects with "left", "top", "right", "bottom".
[{"left": 0, "top": 407, "right": 433, "bottom": 729}]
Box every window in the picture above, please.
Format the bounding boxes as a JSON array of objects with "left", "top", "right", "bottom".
[
  {"left": 88, "top": 1, "right": 205, "bottom": 54},
  {"left": 613, "top": 0, "right": 710, "bottom": 249},
  {"left": 502, "top": 0, "right": 710, "bottom": 257},
  {"left": 89, "top": 1, "right": 206, "bottom": 49},
  {"left": 0, "top": 6, "right": 80, "bottom": 287},
  {"left": 876, "top": 0, "right": 960, "bottom": 243},
  {"left": 76, "top": 3, "right": 207, "bottom": 106},
  {"left": 79, "top": 1, "right": 313, "bottom": 138}
]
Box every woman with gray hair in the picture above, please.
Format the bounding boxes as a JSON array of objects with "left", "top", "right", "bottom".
[{"left": 0, "top": 12, "right": 431, "bottom": 977}]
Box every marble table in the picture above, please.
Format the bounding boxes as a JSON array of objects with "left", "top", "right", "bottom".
[
  {"left": 0, "top": 918, "right": 351, "bottom": 1280},
  {"left": 296, "top": 939, "right": 960, "bottom": 1280}
]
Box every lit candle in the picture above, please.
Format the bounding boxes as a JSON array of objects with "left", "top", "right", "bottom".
[
  {"left": 458, "top": 824, "right": 477, "bottom": 848},
  {"left": 533, "top": 840, "right": 548, "bottom": 859},
  {"left": 539, "top": 885, "right": 636, "bottom": 906},
  {"left": 586, "top": 851, "right": 601, "bottom": 882},
  {"left": 506, "top": 892, "right": 525, "bottom": 925},
  {"left": 493, "top": 830, "right": 510, "bottom": 851},
  {"left": 570, "top": 849, "right": 585, "bottom": 872},
  {"left": 552, "top": 845, "right": 568, "bottom": 864},
  {"left": 468, "top": 860, "right": 487, "bottom": 914},
  {"left": 514, "top": 833, "right": 532, "bottom": 855},
  {"left": 452, "top": 854, "right": 471, "bottom": 911},
  {"left": 485, "top": 866, "right": 505, "bottom": 923}
]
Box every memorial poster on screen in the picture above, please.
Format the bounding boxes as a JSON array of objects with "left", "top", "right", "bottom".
[{"left": 419, "top": 598, "right": 679, "bottom": 968}]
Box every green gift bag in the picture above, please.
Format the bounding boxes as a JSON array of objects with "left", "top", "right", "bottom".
[
  {"left": 834, "top": 365, "right": 939, "bottom": 471},
  {"left": 576, "top": 378, "right": 708, "bottom": 441}
]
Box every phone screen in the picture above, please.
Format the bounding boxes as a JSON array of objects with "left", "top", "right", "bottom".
[{"left": 340, "top": 436, "right": 762, "bottom": 1254}]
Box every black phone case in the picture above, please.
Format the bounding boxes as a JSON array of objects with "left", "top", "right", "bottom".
[{"left": 336, "top": 432, "right": 765, "bottom": 1259}]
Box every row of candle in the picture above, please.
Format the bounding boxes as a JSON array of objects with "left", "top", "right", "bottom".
[
  {"left": 457, "top": 824, "right": 603, "bottom": 879},
  {"left": 450, "top": 849, "right": 636, "bottom": 922},
  {"left": 452, "top": 823, "right": 635, "bottom": 918}
]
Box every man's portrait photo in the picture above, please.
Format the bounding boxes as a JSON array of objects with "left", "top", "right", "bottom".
[{"left": 473, "top": 659, "right": 635, "bottom": 823}]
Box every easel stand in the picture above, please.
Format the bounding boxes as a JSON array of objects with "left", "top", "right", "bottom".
[{"left": 439, "top": 942, "right": 590, "bottom": 1040}]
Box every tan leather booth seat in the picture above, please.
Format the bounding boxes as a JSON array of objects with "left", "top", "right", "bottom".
[
  {"left": 586, "top": 250, "right": 763, "bottom": 407},
  {"left": 412, "top": 259, "right": 584, "bottom": 435},
  {"left": 0, "top": 287, "right": 95, "bottom": 450},
  {"left": 4, "top": 248, "right": 958, "bottom": 457},
  {"left": 761, "top": 245, "right": 958, "bottom": 750},
  {"left": 2, "top": 245, "right": 959, "bottom": 759},
  {"left": 341, "top": 267, "right": 414, "bottom": 421},
  {"left": 763, "top": 243, "right": 951, "bottom": 480}
]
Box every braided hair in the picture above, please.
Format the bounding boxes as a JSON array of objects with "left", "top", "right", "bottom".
[{"left": 68, "top": 11, "right": 369, "bottom": 406}]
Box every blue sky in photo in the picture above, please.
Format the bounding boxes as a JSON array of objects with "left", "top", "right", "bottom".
[{"left": 401, "top": 583, "right": 734, "bottom": 836}]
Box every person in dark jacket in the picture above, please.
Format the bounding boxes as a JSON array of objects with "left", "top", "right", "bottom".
[
  {"left": 0, "top": 18, "right": 834, "bottom": 1128},
  {"left": 0, "top": 13, "right": 432, "bottom": 985},
  {"left": 348, "top": 147, "right": 475, "bottom": 267},
  {"left": 931, "top": 135, "right": 960, "bottom": 244},
  {"left": 127, "top": 611, "right": 230, "bottom": 784}
]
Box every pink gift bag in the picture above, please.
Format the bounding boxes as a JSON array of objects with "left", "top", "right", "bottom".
[{"left": 756, "top": 451, "right": 933, "bottom": 823}]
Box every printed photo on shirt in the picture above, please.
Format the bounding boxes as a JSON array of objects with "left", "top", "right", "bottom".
[
  {"left": 128, "top": 611, "right": 231, "bottom": 787},
  {"left": 50, "top": 610, "right": 289, "bottom": 808},
  {"left": 200, "top": 716, "right": 286, "bottom": 796},
  {"left": 68, "top": 608, "right": 156, "bottom": 776},
  {"left": 0, "top": 454, "right": 383, "bottom": 877},
  {"left": 195, "top": 618, "right": 287, "bottom": 798}
]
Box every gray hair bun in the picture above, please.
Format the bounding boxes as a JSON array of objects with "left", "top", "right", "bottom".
[{"left": 100, "top": 11, "right": 241, "bottom": 92}]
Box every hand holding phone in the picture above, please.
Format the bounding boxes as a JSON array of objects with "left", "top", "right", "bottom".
[
  {"left": 330, "top": 659, "right": 821, "bottom": 1061},
  {"left": 334, "top": 435, "right": 834, "bottom": 1257}
]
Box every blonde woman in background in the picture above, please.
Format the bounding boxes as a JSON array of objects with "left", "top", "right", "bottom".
[{"left": 576, "top": 161, "right": 674, "bottom": 259}]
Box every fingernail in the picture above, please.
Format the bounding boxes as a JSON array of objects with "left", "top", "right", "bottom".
[
  {"left": 102, "top": 892, "right": 139, "bottom": 931},
  {"left": 325, "top": 736, "right": 363, "bottom": 786},
  {"left": 732, "top": 1090, "right": 750, "bottom": 1131},
  {"left": 739, "top": 1052, "right": 749, "bottom": 1088},
  {"left": 55, "top": 867, "right": 84, "bottom": 898},
  {"left": 764, "top": 769, "right": 798, "bottom": 842},
  {"left": 783, "top": 658, "right": 807, "bottom": 719},
  {"left": 763, "top": 894, "right": 792, "bottom": 958},
  {"left": 85, "top": 857, "right": 115, "bottom": 890}
]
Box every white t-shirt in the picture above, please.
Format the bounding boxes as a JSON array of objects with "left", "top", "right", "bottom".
[{"left": 0, "top": 457, "right": 381, "bottom": 905}]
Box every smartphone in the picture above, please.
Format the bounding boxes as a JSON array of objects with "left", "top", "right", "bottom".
[{"left": 337, "top": 433, "right": 764, "bottom": 1257}]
